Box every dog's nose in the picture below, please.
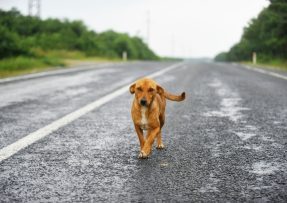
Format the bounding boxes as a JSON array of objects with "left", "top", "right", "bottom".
[{"left": 140, "top": 99, "right": 147, "bottom": 106}]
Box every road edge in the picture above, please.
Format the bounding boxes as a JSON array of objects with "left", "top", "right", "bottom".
[{"left": 232, "top": 63, "right": 287, "bottom": 81}]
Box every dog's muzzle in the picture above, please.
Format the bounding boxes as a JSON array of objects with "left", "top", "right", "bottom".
[{"left": 140, "top": 99, "right": 147, "bottom": 106}]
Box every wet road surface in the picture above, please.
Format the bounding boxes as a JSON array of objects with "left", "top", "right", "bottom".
[{"left": 0, "top": 61, "right": 286, "bottom": 202}]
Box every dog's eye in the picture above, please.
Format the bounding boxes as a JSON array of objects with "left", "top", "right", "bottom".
[
  {"left": 148, "top": 88, "right": 154, "bottom": 92},
  {"left": 137, "top": 87, "right": 143, "bottom": 92}
]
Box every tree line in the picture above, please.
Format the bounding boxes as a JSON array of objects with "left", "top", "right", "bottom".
[
  {"left": 0, "top": 8, "right": 158, "bottom": 60},
  {"left": 215, "top": 0, "right": 287, "bottom": 62}
]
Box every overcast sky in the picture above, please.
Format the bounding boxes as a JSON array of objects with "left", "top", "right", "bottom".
[{"left": 0, "top": 0, "right": 269, "bottom": 58}]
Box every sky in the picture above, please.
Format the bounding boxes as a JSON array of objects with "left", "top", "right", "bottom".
[{"left": 0, "top": 0, "right": 269, "bottom": 58}]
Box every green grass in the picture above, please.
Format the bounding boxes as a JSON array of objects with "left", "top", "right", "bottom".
[
  {"left": 0, "top": 56, "right": 65, "bottom": 78},
  {"left": 33, "top": 49, "right": 121, "bottom": 62},
  {"left": 243, "top": 59, "right": 287, "bottom": 72},
  {"left": 33, "top": 49, "right": 86, "bottom": 59},
  {"left": 0, "top": 50, "right": 122, "bottom": 78}
]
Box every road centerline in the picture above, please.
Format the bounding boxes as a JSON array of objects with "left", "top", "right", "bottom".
[{"left": 0, "top": 62, "right": 183, "bottom": 162}]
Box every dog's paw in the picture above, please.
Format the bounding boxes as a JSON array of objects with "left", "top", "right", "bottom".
[
  {"left": 138, "top": 151, "right": 149, "bottom": 159},
  {"left": 156, "top": 144, "right": 165, "bottom": 150}
]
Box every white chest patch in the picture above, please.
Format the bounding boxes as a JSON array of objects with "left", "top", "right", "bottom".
[{"left": 140, "top": 107, "right": 148, "bottom": 130}]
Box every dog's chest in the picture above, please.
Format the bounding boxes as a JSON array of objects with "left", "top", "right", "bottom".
[{"left": 140, "top": 107, "right": 149, "bottom": 130}]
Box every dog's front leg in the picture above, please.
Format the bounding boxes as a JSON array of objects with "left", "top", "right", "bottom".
[
  {"left": 156, "top": 131, "right": 165, "bottom": 149},
  {"left": 134, "top": 124, "right": 145, "bottom": 150},
  {"left": 139, "top": 127, "right": 160, "bottom": 159}
]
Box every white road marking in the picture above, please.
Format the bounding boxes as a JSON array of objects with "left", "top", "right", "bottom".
[
  {"left": 0, "top": 62, "right": 183, "bottom": 162},
  {"left": 204, "top": 79, "right": 249, "bottom": 122},
  {"left": 234, "top": 132, "right": 256, "bottom": 141},
  {"left": 242, "top": 145, "right": 262, "bottom": 151},
  {"left": 250, "top": 161, "right": 280, "bottom": 175},
  {"left": 204, "top": 78, "right": 261, "bottom": 143},
  {"left": 243, "top": 65, "right": 287, "bottom": 81}
]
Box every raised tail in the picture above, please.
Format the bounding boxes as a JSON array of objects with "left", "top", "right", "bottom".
[{"left": 164, "top": 91, "right": 186, "bottom": 101}]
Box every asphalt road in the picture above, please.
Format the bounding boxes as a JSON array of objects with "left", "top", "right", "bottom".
[{"left": 0, "top": 61, "right": 286, "bottom": 202}]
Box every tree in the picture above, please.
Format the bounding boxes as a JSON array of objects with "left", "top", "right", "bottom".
[
  {"left": 0, "top": 9, "right": 158, "bottom": 60},
  {"left": 215, "top": 1, "right": 287, "bottom": 62},
  {"left": 0, "top": 25, "right": 28, "bottom": 59}
]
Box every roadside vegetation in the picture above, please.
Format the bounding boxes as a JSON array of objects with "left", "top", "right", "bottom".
[
  {"left": 0, "top": 9, "right": 158, "bottom": 78},
  {"left": 214, "top": 0, "right": 287, "bottom": 70}
]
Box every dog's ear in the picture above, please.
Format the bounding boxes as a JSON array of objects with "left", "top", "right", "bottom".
[
  {"left": 156, "top": 85, "right": 164, "bottom": 95},
  {"left": 129, "top": 83, "right": 136, "bottom": 94}
]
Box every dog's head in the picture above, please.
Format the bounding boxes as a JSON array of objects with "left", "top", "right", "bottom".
[{"left": 130, "top": 78, "right": 164, "bottom": 107}]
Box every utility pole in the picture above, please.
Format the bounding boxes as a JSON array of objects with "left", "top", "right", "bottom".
[
  {"left": 171, "top": 34, "right": 175, "bottom": 57},
  {"left": 146, "top": 10, "right": 150, "bottom": 46},
  {"left": 28, "top": 0, "right": 41, "bottom": 17}
]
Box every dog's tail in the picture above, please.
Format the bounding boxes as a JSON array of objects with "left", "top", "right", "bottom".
[{"left": 164, "top": 91, "right": 185, "bottom": 101}]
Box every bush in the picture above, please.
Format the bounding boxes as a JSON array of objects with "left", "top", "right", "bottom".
[
  {"left": 0, "top": 56, "right": 64, "bottom": 71},
  {"left": 0, "top": 25, "right": 29, "bottom": 59}
]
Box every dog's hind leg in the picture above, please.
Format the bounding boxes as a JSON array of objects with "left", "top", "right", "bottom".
[{"left": 156, "top": 115, "right": 165, "bottom": 149}]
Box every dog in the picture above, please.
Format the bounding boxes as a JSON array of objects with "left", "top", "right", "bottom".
[{"left": 130, "top": 77, "right": 185, "bottom": 159}]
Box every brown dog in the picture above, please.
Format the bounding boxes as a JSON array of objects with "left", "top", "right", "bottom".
[{"left": 130, "top": 78, "right": 185, "bottom": 159}]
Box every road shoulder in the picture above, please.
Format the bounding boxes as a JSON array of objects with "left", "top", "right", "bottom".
[{"left": 0, "top": 61, "right": 127, "bottom": 84}]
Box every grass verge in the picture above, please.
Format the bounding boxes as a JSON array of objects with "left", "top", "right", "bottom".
[
  {"left": 0, "top": 56, "right": 65, "bottom": 78},
  {"left": 243, "top": 59, "right": 287, "bottom": 72},
  {"left": 0, "top": 50, "right": 121, "bottom": 79}
]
